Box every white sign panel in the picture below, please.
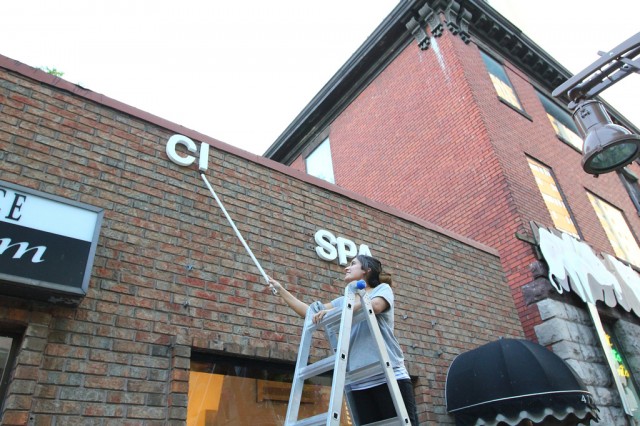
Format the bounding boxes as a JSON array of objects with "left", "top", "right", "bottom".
[
  {"left": 0, "top": 187, "right": 98, "bottom": 241},
  {"left": 537, "top": 225, "right": 640, "bottom": 317}
]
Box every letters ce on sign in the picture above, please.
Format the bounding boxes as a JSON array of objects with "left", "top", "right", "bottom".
[{"left": 0, "top": 181, "right": 103, "bottom": 306}]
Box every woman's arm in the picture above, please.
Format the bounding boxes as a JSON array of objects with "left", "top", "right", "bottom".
[
  {"left": 268, "top": 276, "right": 319, "bottom": 318},
  {"left": 369, "top": 296, "right": 390, "bottom": 314},
  {"left": 352, "top": 295, "right": 389, "bottom": 314}
]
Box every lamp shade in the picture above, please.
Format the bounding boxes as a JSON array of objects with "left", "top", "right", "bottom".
[{"left": 573, "top": 100, "right": 640, "bottom": 175}]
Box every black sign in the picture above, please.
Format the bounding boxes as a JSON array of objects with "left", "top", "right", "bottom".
[
  {"left": 0, "top": 181, "right": 102, "bottom": 306},
  {"left": 0, "top": 222, "right": 91, "bottom": 288}
]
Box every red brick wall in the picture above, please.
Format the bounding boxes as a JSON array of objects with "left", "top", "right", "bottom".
[
  {"left": 0, "top": 58, "right": 522, "bottom": 424},
  {"left": 298, "top": 28, "right": 640, "bottom": 341},
  {"left": 314, "top": 31, "right": 542, "bottom": 338},
  {"left": 290, "top": 154, "right": 305, "bottom": 173},
  {"left": 461, "top": 33, "right": 640, "bottom": 336}
]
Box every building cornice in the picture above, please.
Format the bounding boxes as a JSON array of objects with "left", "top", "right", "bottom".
[
  {"left": 263, "top": 1, "right": 419, "bottom": 163},
  {"left": 265, "top": 0, "right": 638, "bottom": 163},
  {"left": 462, "top": 0, "right": 569, "bottom": 91}
]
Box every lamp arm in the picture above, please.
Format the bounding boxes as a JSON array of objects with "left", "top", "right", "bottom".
[
  {"left": 552, "top": 32, "right": 640, "bottom": 107},
  {"left": 567, "top": 47, "right": 640, "bottom": 109}
]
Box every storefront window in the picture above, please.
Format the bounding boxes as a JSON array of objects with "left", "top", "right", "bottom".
[
  {"left": 527, "top": 157, "right": 579, "bottom": 238},
  {"left": 587, "top": 192, "right": 640, "bottom": 267},
  {"left": 188, "top": 353, "right": 352, "bottom": 425},
  {"left": 602, "top": 323, "right": 640, "bottom": 419},
  {"left": 0, "top": 334, "right": 20, "bottom": 411}
]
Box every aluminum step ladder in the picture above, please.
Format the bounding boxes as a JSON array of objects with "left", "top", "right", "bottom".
[{"left": 285, "top": 281, "right": 411, "bottom": 426}]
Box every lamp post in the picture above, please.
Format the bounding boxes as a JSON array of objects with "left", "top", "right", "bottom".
[{"left": 553, "top": 32, "right": 640, "bottom": 176}]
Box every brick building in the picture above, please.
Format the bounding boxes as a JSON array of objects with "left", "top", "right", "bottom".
[
  {"left": 265, "top": 0, "right": 640, "bottom": 424},
  {"left": 0, "top": 51, "right": 529, "bottom": 425}
]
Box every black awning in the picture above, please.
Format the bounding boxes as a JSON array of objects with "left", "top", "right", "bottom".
[{"left": 445, "top": 338, "right": 600, "bottom": 425}]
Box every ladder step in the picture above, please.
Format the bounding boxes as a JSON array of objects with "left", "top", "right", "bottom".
[
  {"left": 289, "top": 412, "right": 329, "bottom": 426},
  {"left": 297, "top": 355, "right": 336, "bottom": 380},
  {"left": 326, "top": 309, "right": 368, "bottom": 337},
  {"left": 345, "top": 361, "right": 385, "bottom": 385},
  {"left": 307, "top": 308, "right": 342, "bottom": 332},
  {"left": 363, "top": 417, "right": 410, "bottom": 426},
  {"left": 310, "top": 306, "right": 368, "bottom": 333}
]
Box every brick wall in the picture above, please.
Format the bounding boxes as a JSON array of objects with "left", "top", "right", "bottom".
[
  {"left": 0, "top": 58, "right": 523, "bottom": 424},
  {"left": 293, "top": 26, "right": 640, "bottom": 343},
  {"left": 302, "top": 30, "right": 541, "bottom": 340},
  {"left": 464, "top": 30, "right": 640, "bottom": 340}
]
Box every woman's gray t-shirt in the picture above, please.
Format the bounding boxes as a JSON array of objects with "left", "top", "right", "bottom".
[{"left": 330, "top": 283, "right": 409, "bottom": 389}]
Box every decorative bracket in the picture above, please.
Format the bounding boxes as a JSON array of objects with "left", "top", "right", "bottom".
[
  {"left": 406, "top": 15, "right": 431, "bottom": 50},
  {"left": 405, "top": 4, "right": 437, "bottom": 51},
  {"left": 444, "top": 0, "right": 472, "bottom": 44},
  {"left": 405, "top": 1, "right": 472, "bottom": 50}
]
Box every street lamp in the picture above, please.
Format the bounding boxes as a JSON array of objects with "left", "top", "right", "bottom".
[
  {"left": 573, "top": 99, "right": 640, "bottom": 175},
  {"left": 553, "top": 32, "right": 640, "bottom": 176}
]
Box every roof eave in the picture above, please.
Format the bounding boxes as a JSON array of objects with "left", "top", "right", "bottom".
[
  {"left": 264, "top": 0, "right": 639, "bottom": 163},
  {"left": 263, "top": 1, "right": 419, "bottom": 163}
]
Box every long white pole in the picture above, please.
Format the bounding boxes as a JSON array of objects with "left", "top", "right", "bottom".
[{"left": 200, "top": 173, "right": 277, "bottom": 295}]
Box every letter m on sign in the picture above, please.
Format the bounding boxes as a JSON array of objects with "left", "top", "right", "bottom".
[{"left": 0, "top": 238, "right": 46, "bottom": 263}]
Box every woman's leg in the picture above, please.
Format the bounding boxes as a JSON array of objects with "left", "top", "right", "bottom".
[
  {"left": 351, "top": 381, "right": 419, "bottom": 425},
  {"left": 396, "top": 379, "right": 419, "bottom": 426},
  {"left": 351, "top": 384, "right": 398, "bottom": 424},
  {"left": 350, "top": 387, "right": 385, "bottom": 424}
]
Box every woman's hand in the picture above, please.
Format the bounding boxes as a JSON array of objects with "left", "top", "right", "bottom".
[
  {"left": 267, "top": 276, "right": 284, "bottom": 294},
  {"left": 267, "top": 275, "right": 310, "bottom": 318},
  {"left": 312, "top": 310, "right": 328, "bottom": 324}
]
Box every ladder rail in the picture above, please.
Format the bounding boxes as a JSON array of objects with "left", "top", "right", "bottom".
[
  {"left": 359, "top": 290, "right": 411, "bottom": 425},
  {"left": 285, "top": 311, "right": 318, "bottom": 424},
  {"left": 286, "top": 282, "right": 412, "bottom": 426},
  {"left": 324, "top": 286, "right": 356, "bottom": 425},
  {"left": 323, "top": 297, "right": 357, "bottom": 426}
]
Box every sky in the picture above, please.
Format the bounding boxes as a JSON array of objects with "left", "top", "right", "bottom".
[{"left": 2, "top": 1, "right": 639, "bottom": 156}]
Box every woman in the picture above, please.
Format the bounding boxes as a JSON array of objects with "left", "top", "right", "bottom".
[{"left": 269, "top": 254, "right": 419, "bottom": 425}]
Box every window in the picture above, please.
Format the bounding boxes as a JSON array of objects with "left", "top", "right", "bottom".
[
  {"left": 187, "top": 353, "right": 352, "bottom": 425},
  {"left": 480, "top": 51, "right": 524, "bottom": 111},
  {"left": 602, "top": 322, "right": 640, "bottom": 418},
  {"left": 619, "top": 168, "right": 640, "bottom": 214},
  {"left": 527, "top": 157, "right": 579, "bottom": 237},
  {"left": 537, "top": 92, "right": 583, "bottom": 151},
  {"left": 0, "top": 334, "right": 21, "bottom": 411},
  {"left": 305, "top": 137, "right": 335, "bottom": 184},
  {"left": 587, "top": 192, "right": 640, "bottom": 267}
]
